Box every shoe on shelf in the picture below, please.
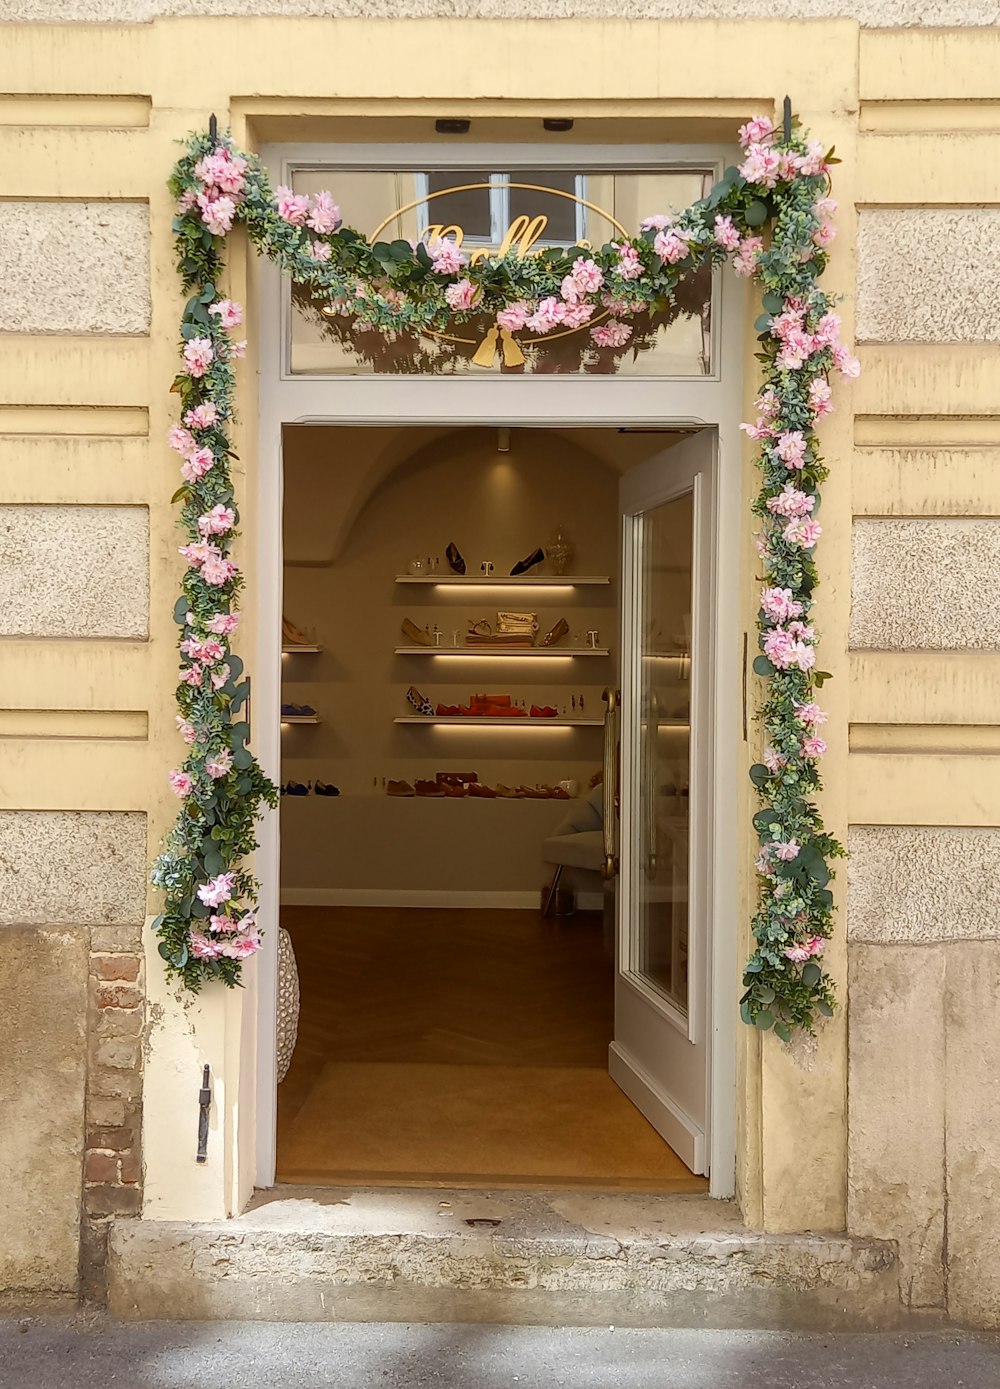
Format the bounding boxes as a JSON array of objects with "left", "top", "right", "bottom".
[
  {"left": 436, "top": 771, "right": 479, "bottom": 785},
  {"left": 519, "top": 784, "right": 548, "bottom": 798},
  {"left": 406, "top": 685, "right": 434, "bottom": 716},
  {"left": 387, "top": 779, "right": 415, "bottom": 796},
  {"left": 529, "top": 704, "right": 559, "bottom": 718},
  {"left": 546, "top": 785, "right": 571, "bottom": 800},
  {"left": 446, "top": 542, "right": 466, "bottom": 575},
  {"left": 510, "top": 546, "right": 544, "bottom": 576},
  {"left": 401, "top": 617, "right": 433, "bottom": 646},
  {"left": 415, "top": 779, "right": 446, "bottom": 797},
  {"left": 435, "top": 703, "right": 461, "bottom": 717},
  {"left": 468, "top": 783, "right": 497, "bottom": 798},
  {"left": 540, "top": 617, "right": 570, "bottom": 648},
  {"left": 441, "top": 783, "right": 468, "bottom": 797},
  {"left": 283, "top": 780, "right": 310, "bottom": 796},
  {"left": 281, "top": 703, "right": 317, "bottom": 718},
  {"left": 315, "top": 781, "right": 340, "bottom": 796},
  {"left": 282, "top": 616, "right": 311, "bottom": 646},
  {"left": 495, "top": 784, "right": 518, "bottom": 798}
]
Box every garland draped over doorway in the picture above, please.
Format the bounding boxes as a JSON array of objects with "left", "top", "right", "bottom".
[{"left": 152, "top": 111, "right": 857, "bottom": 1041}]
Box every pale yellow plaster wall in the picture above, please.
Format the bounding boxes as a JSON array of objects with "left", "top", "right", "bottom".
[{"left": 0, "top": 12, "right": 998, "bottom": 1324}]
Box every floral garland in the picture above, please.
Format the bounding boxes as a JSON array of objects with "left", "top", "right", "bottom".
[{"left": 154, "top": 114, "right": 857, "bottom": 1035}]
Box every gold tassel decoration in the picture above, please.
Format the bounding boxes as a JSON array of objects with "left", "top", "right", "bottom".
[
  {"left": 471, "top": 325, "right": 500, "bottom": 368},
  {"left": 500, "top": 329, "right": 526, "bottom": 368}
]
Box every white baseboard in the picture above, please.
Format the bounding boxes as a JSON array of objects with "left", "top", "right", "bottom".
[{"left": 280, "top": 888, "right": 607, "bottom": 910}]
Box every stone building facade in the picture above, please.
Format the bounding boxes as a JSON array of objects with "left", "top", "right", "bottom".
[{"left": 2, "top": 1, "right": 1000, "bottom": 1328}]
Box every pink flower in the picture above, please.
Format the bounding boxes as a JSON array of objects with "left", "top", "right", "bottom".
[
  {"left": 805, "top": 935, "right": 827, "bottom": 956},
  {"left": 798, "top": 140, "right": 829, "bottom": 177},
  {"left": 181, "top": 447, "right": 215, "bottom": 483},
  {"left": 526, "top": 297, "right": 567, "bottom": 333},
  {"left": 444, "top": 278, "right": 480, "bottom": 312},
  {"left": 774, "top": 839, "right": 801, "bottom": 862},
  {"left": 739, "top": 143, "right": 781, "bottom": 188},
  {"left": 179, "top": 665, "right": 203, "bottom": 688},
  {"left": 565, "top": 257, "right": 604, "bottom": 297},
  {"left": 776, "top": 328, "right": 815, "bottom": 371},
  {"left": 713, "top": 214, "right": 741, "bottom": 252},
  {"left": 427, "top": 236, "right": 467, "bottom": 276},
  {"left": 766, "top": 483, "right": 814, "bottom": 519},
  {"left": 763, "top": 746, "right": 786, "bottom": 773},
  {"left": 795, "top": 702, "right": 828, "bottom": 727},
  {"left": 275, "top": 185, "right": 311, "bottom": 226},
  {"left": 738, "top": 115, "right": 775, "bottom": 147},
  {"left": 763, "top": 629, "right": 815, "bottom": 672},
  {"left": 653, "top": 229, "right": 690, "bottom": 265},
  {"left": 183, "top": 338, "right": 214, "bottom": 379},
  {"left": 205, "top": 748, "right": 233, "bottom": 779},
  {"left": 176, "top": 715, "right": 197, "bottom": 745},
  {"left": 307, "top": 240, "right": 332, "bottom": 262},
  {"left": 168, "top": 769, "right": 193, "bottom": 797},
  {"left": 814, "top": 311, "right": 841, "bottom": 346},
  {"left": 771, "top": 308, "right": 804, "bottom": 342},
  {"left": 591, "top": 319, "right": 633, "bottom": 349},
  {"left": 784, "top": 516, "right": 822, "bottom": 549},
  {"left": 176, "top": 189, "right": 197, "bottom": 213},
  {"left": 812, "top": 221, "right": 836, "bottom": 249},
  {"left": 168, "top": 426, "right": 195, "bottom": 456},
  {"left": 218, "top": 927, "right": 262, "bottom": 960},
  {"left": 197, "top": 191, "right": 237, "bottom": 236},
  {"left": 496, "top": 302, "right": 531, "bottom": 332},
  {"left": 560, "top": 301, "right": 595, "bottom": 329},
  {"left": 640, "top": 214, "right": 673, "bottom": 231},
  {"left": 761, "top": 586, "right": 803, "bottom": 623},
  {"left": 776, "top": 150, "right": 802, "bottom": 181},
  {"left": 307, "top": 190, "right": 341, "bottom": 234},
  {"left": 733, "top": 236, "right": 763, "bottom": 277},
  {"left": 189, "top": 932, "right": 220, "bottom": 960},
  {"left": 814, "top": 197, "right": 838, "bottom": 222},
  {"left": 833, "top": 344, "right": 861, "bottom": 378},
  {"left": 755, "top": 846, "right": 773, "bottom": 873},
  {"left": 206, "top": 611, "right": 239, "bottom": 635},
  {"left": 774, "top": 431, "right": 807, "bottom": 469},
  {"left": 756, "top": 387, "right": 780, "bottom": 419},
  {"left": 184, "top": 402, "right": 218, "bottom": 429},
  {"left": 201, "top": 553, "right": 237, "bottom": 587},
  {"left": 614, "top": 243, "right": 644, "bottom": 280},
  {"left": 194, "top": 149, "right": 248, "bottom": 196},
  {"left": 179, "top": 540, "right": 214, "bottom": 567},
  {"left": 198, "top": 504, "right": 236, "bottom": 536},
  {"left": 784, "top": 943, "right": 812, "bottom": 964},
  {"left": 808, "top": 378, "right": 834, "bottom": 418},
  {"left": 802, "top": 735, "right": 828, "bottom": 758},
  {"left": 180, "top": 636, "right": 225, "bottom": 664},
  {"left": 740, "top": 419, "right": 775, "bottom": 442},
  {"left": 210, "top": 663, "right": 231, "bottom": 691},
  {"left": 230, "top": 340, "right": 247, "bottom": 360},
  {"left": 197, "top": 872, "right": 236, "bottom": 908},
  {"left": 209, "top": 914, "right": 238, "bottom": 934},
  {"left": 208, "top": 299, "right": 243, "bottom": 330}
]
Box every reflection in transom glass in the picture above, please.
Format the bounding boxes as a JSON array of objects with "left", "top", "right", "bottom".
[{"left": 288, "top": 168, "right": 714, "bottom": 376}]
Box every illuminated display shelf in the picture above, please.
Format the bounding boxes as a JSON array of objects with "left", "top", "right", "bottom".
[
  {"left": 282, "top": 644, "right": 322, "bottom": 654},
  {"left": 281, "top": 715, "right": 322, "bottom": 725},
  {"left": 395, "top": 574, "right": 611, "bottom": 586},
  {"left": 394, "top": 716, "right": 603, "bottom": 727},
  {"left": 394, "top": 645, "right": 610, "bottom": 658}
]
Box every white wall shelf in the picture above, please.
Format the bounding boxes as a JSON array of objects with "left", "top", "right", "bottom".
[
  {"left": 281, "top": 715, "right": 322, "bottom": 725},
  {"left": 281, "top": 644, "right": 322, "bottom": 653},
  {"left": 394, "top": 645, "right": 610, "bottom": 658},
  {"left": 394, "top": 716, "right": 603, "bottom": 727},
  {"left": 394, "top": 574, "right": 611, "bottom": 586}
]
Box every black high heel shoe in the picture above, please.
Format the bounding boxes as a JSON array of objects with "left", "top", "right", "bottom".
[
  {"left": 510, "top": 546, "right": 544, "bottom": 576},
  {"left": 446, "top": 542, "right": 466, "bottom": 575}
]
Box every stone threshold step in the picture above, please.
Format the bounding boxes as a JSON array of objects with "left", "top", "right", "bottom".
[{"left": 109, "top": 1186, "right": 905, "bottom": 1330}]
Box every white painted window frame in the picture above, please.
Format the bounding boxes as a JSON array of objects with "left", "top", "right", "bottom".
[{"left": 254, "top": 141, "right": 744, "bottom": 1202}]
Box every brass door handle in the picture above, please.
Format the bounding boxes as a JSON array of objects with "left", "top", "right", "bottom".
[{"left": 601, "top": 687, "right": 620, "bottom": 879}]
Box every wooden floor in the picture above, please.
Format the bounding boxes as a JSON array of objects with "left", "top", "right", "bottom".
[{"left": 277, "top": 906, "right": 704, "bottom": 1191}]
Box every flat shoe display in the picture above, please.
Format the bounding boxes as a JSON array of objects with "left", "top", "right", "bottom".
[
  {"left": 436, "top": 771, "right": 479, "bottom": 785},
  {"left": 540, "top": 617, "right": 570, "bottom": 648},
  {"left": 401, "top": 617, "right": 433, "bottom": 646},
  {"left": 546, "top": 785, "right": 570, "bottom": 799},
  {"left": 495, "top": 784, "right": 518, "bottom": 798},
  {"left": 281, "top": 703, "right": 317, "bottom": 717},
  {"left": 282, "top": 780, "right": 310, "bottom": 796},
  {"left": 446, "top": 542, "right": 466, "bottom": 575},
  {"left": 406, "top": 685, "right": 434, "bottom": 716},
  {"left": 510, "top": 546, "right": 544, "bottom": 576},
  {"left": 468, "top": 783, "right": 497, "bottom": 798},
  {"left": 529, "top": 704, "right": 558, "bottom": 718},
  {"left": 282, "top": 616, "right": 311, "bottom": 646},
  {"left": 315, "top": 781, "right": 340, "bottom": 796},
  {"left": 387, "top": 779, "right": 415, "bottom": 796},
  {"left": 442, "top": 783, "right": 468, "bottom": 797},
  {"left": 519, "top": 784, "right": 547, "bottom": 798},
  {"left": 435, "top": 704, "right": 461, "bottom": 716},
  {"left": 415, "top": 779, "right": 445, "bottom": 797}
]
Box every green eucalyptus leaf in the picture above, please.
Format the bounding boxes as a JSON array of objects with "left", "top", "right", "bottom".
[
  {"left": 230, "top": 721, "right": 250, "bottom": 748},
  {"left": 752, "top": 655, "right": 776, "bottom": 676},
  {"left": 774, "top": 1021, "right": 792, "bottom": 1044},
  {"left": 744, "top": 199, "right": 769, "bottom": 227},
  {"left": 173, "top": 597, "right": 190, "bottom": 625},
  {"left": 755, "top": 1010, "right": 775, "bottom": 1031},
  {"left": 754, "top": 313, "right": 772, "bottom": 333},
  {"left": 204, "top": 849, "right": 224, "bottom": 876},
  {"left": 802, "top": 961, "right": 822, "bottom": 987},
  {"left": 232, "top": 745, "right": 254, "bottom": 771},
  {"left": 158, "top": 940, "right": 173, "bottom": 961},
  {"left": 817, "top": 999, "right": 835, "bottom": 1018},
  {"left": 757, "top": 986, "right": 776, "bottom": 1005},
  {"left": 762, "top": 291, "right": 783, "bottom": 314},
  {"left": 749, "top": 763, "right": 771, "bottom": 788}
]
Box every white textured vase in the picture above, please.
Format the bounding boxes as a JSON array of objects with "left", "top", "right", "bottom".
[{"left": 276, "top": 926, "right": 300, "bottom": 1084}]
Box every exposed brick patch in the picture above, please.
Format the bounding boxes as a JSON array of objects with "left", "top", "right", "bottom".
[{"left": 81, "top": 941, "right": 144, "bottom": 1302}]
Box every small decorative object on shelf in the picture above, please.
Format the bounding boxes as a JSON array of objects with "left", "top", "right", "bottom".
[
  {"left": 480, "top": 561, "right": 495, "bottom": 575},
  {"left": 587, "top": 630, "right": 600, "bottom": 649},
  {"left": 546, "top": 525, "right": 573, "bottom": 576},
  {"left": 282, "top": 615, "right": 313, "bottom": 647},
  {"left": 406, "top": 555, "right": 427, "bottom": 576}
]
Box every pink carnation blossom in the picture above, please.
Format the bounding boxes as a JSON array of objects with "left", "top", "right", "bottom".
[
  {"left": 763, "top": 746, "right": 786, "bottom": 773},
  {"left": 206, "top": 611, "right": 240, "bottom": 636},
  {"left": 802, "top": 735, "right": 828, "bottom": 758},
  {"left": 614, "top": 243, "right": 644, "bottom": 280},
  {"left": 560, "top": 301, "right": 595, "bottom": 329},
  {"left": 795, "top": 701, "right": 828, "bottom": 727},
  {"left": 798, "top": 140, "right": 829, "bottom": 177},
  {"left": 230, "top": 340, "right": 247, "bottom": 360},
  {"left": 773, "top": 839, "right": 801, "bottom": 862},
  {"left": 307, "top": 240, "right": 332, "bottom": 262},
  {"left": 805, "top": 935, "right": 827, "bottom": 956},
  {"left": 176, "top": 715, "right": 197, "bottom": 745},
  {"left": 653, "top": 229, "right": 690, "bottom": 265},
  {"left": 275, "top": 185, "right": 311, "bottom": 226},
  {"left": 181, "top": 447, "right": 215, "bottom": 483},
  {"left": 194, "top": 149, "right": 248, "bottom": 196},
  {"left": 197, "top": 872, "right": 236, "bottom": 908},
  {"left": 205, "top": 749, "right": 234, "bottom": 779},
  {"left": 566, "top": 256, "right": 604, "bottom": 297},
  {"left": 738, "top": 115, "right": 775, "bottom": 147},
  {"left": 180, "top": 636, "right": 225, "bottom": 664},
  {"left": 763, "top": 629, "right": 816, "bottom": 672},
  {"left": 444, "top": 278, "right": 480, "bottom": 312},
  {"left": 209, "top": 914, "right": 238, "bottom": 934},
  {"left": 183, "top": 338, "right": 214, "bottom": 378},
  {"left": 198, "top": 504, "right": 236, "bottom": 537},
  {"left": 209, "top": 663, "right": 231, "bottom": 692},
  {"left": 496, "top": 301, "right": 531, "bottom": 332},
  {"left": 733, "top": 236, "right": 763, "bottom": 277},
  {"left": 740, "top": 419, "right": 775, "bottom": 442},
  {"left": 208, "top": 299, "right": 243, "bottom": 330},
  {"left": 591, "top": 319, "right": 633, "bottom": 349},
  {"left": 179, "top": 540, "right": 214, "bottom": 567},
  {"left": 771, "top": 308, "right": 804, "bottom": 341},
  {"left": 756, "top": 387, "right": 780, "bottom": 419},
  {"left": 812, "top": 221, "right": 836, "bottom": 249},
  {"left": 525, "top": 297, "right": 567, "bottom": 333},
  {"left": 168, "top": 769, "right": 193, "bottom": 797},
  {"left": 808, "top": 378, "right": 834, "bottom": 418},
  {"left": 783, "top": 516, "right": 823, "bottom": 549},
  {"left": 179, "top": 665, "right": 203, "bottom": 688},
  {"left": 176, "top": 189, "right": 197, "bottom": 213},
  {"left": 755, "top": 846, "right": 773, "bottom": 873},
  {"left": 713, "top": 214, "right": 741, "bottom": 251},
  {"left": 427, "top": 236, "right": 467, "bottom": 276},
  {"left": 761, "top": 586, "right": 804, "bottom": 623},
  {"left": 776, "top": 328, "right": 815, "bottom": 371},
  {"left": 168, "top": 426, "right": 195, "bottom": 456},
  {"left": 197, "top": 191, "right": 237, "bottom": 236},
  {"left": 184, "top": 402, "right": 218, "bottom": 429},
  {"left": 739, "top": 143, "right": 781, "bottom": 188},
  {"left": 640, "top": 214, "right": 673, "bottom": 231},
  {"left": 201, "top": 553, "right": 237, "bottom": 587},
  {"left": 775, "top": 431, "right": 807, "bottom": 468},
  {"left": 776, "top": 150, "right": 802, "bottom": 181},
  {"left": 189, "top": 932, "right": 220, "bottom": 960},
  {"left": 784, "top": 943, "right": 812, "bottom": 964},
  {"left": 307, "top": 190, "right": 341, "bottom": 234},
  {"left": 218, "top": 927, "right": 262, "bottom": 960},
  {"left": 833, "top": 344, "right": 861, "bottom": 378},
  {"left": 766, "top": 483, "right": 814, "bottom": 519}
]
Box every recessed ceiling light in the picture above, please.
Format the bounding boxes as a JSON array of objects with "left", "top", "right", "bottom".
[{"left": 435, "top": 119, "right": 471, "bottom": 135}]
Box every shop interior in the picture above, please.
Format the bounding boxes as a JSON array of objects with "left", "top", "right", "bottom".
[{"left": 274, "top": 422, "right": 705, "bottom": 1192}]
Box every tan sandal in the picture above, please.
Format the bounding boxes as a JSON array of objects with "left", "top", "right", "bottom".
[{"left": 540, "top": 617, "right": 569, "bottom": 648}]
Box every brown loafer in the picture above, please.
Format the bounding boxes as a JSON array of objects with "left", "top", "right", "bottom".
[{"left": 415, "top": 779, "right": 445, "bottom": 796}]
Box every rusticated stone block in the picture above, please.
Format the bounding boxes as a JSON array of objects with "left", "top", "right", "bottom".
[{"left": 0, "top": 812, "right": 146, "bottom": 926}]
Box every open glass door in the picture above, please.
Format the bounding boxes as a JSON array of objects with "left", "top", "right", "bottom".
[{"left": 607, "top": 431, "right": 715, "bottom": 1176}]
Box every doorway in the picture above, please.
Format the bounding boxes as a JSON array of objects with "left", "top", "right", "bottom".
[{"left": 269, "top": 422, "right": 719, "bottom": 1192}]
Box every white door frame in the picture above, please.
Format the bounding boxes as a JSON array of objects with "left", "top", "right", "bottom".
[{"left": 254, "top": 142, "right": 745, "bottom": 1200}]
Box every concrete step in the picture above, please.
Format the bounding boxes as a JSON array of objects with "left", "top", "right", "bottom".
[{"left": 108, "top": 1187, "right": 906, "bottom": 1330}]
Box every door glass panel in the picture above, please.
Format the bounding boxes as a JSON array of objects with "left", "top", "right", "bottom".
[
  {"left": 288, "top": 167, "right": 713, "bottom": 376},
  {"left": 630, "top": 490, "right": 692, "bottom": 1013}
]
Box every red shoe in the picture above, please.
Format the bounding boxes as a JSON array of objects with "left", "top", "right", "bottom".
[
  {"left": 468, "top": 783, "right": 497, "bottom": 798},
  {"left": 530, "top": 704, "right": 558, "bottom": 718}
]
